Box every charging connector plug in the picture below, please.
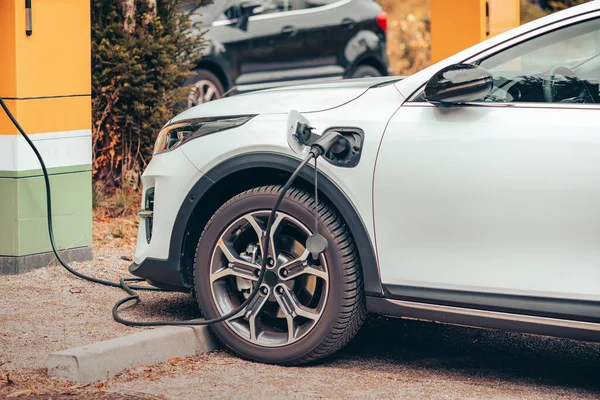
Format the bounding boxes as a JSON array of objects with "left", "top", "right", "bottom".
[
  {"left": 305, "top": 131, "right": 351, "bottom": 260},
  {"left": 310, "top": 132, "right": 349, "bottom": 156}
]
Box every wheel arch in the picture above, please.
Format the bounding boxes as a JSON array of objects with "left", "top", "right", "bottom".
[
  {"left": 173, "top": 152, "right": 383, "bottom": 297},
  {"left": 347, "top": 54, "right": 389, "bottom": 78},
  {"left": 194, "top": 59, "right": 232, "bottom": 92}
]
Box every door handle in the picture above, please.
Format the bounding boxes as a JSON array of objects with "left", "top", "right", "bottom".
[
  {"left": 341, "top": 18, "right": 356, "bottom": 29},
  {"left": 281, "top": 25, "right": 298, "bottom": 37}
]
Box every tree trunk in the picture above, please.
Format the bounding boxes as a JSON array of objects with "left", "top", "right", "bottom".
[
  {"left": 147, "top": 0, "right": 157, "bottom": 15},
  {"left": 124, "top": 0, "right": 157, "bottom": 32},
  {"left": 123, "top": 0, "right": 136, "bottom": 33}
]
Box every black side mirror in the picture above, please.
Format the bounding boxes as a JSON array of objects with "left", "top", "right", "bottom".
[
  {"left": 424, "top": 64, "right": 493, "bottom": 106},
  {"left": 233, "top": 4, "right": 259, "bottom": 31},
  {"left": 234, "top": 14, "right": 250, "bottom": 31}
]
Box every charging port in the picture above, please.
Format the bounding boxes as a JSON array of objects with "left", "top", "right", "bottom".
[{"left": 320, "top": 128, "right": 364, "bottom": 168}]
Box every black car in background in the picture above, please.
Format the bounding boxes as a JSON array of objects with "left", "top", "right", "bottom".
[{"left": 185, "top": 0, "right": 389, "bottom": 107}]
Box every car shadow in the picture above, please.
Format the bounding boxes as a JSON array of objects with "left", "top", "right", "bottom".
[
  {"left": 126, "top": 294, "right": 600, "bottom": 393},
  {"left": 334, "top": 315, "right": 600, "bottom": 392},
  {"left": 118, "top": 292, "right": 202, "bottom": 322}
]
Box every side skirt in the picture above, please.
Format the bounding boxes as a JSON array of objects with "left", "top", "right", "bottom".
[
  {"left": 382, "top": 284, "right": 600, "bottom": 323},
  {"left": 367, "top": 296, "right": 600, "bottom": 342}
]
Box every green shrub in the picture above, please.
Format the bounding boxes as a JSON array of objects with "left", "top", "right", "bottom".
[{"left": 91, "top": 0, "right": 210, "bottom": 188}]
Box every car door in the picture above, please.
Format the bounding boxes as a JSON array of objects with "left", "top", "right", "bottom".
[
  {"left": 199, "top": 2, "right": 257, "bottom": 87},
  {"left": 289, "top": 0, "right": 355, "bottom": 80},
  {"left": 373, "top": 14, "right": 600, "bottom": 319},
  {"left": 239, "top": 0, "right": 357, "bottom": 90},
  {"left": 232, "top": 0, "right": 307, "bottom": 91}
]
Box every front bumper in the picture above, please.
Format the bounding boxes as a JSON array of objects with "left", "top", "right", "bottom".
[{"left": 130, "top": 147, "right": 202, "bottom": 288}]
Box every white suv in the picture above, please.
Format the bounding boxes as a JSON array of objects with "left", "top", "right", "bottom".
[{"left": 132, "top": 2, "right": 600, "bottom": 364}]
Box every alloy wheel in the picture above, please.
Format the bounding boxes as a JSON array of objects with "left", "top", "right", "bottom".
[
  {"left": 209, "top": 210, "right": 329, "bottom": 347},
  {"left": 187, "top": 79, "right": 220, "bottom": 108}
]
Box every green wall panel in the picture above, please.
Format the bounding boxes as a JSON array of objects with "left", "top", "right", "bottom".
[
  {"left": 0, "top": 179, "right": 17, "bottom": 255},
  {"left": 0, "top": 169, "right": 92, "bottom": 257}
]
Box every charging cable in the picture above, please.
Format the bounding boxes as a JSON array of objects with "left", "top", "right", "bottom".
[
  {"left": 113, "top": 149, "right": 319, "bottom": 326},
  {"left": 0, "top": 95, "right": 339, "bottom": 327},
  {"left": 0, "top": 97, "right": 161, "bottom": 292}
]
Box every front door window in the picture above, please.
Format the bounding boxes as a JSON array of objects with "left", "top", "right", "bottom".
[{"left": 477, "top": 18, "right": 600, "bottom": 103}]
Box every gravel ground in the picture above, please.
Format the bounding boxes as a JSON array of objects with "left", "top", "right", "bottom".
[
  {"left": 104, "top": 318, "right": 600, "bottom": 400},
  {"left": 2, "top": 247, "right": 600, "bottom": 399},
  {"left": 0, "top": 247, "right": 199, "bottom": 370}
]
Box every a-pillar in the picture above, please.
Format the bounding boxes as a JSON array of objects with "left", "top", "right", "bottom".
[{"left": 0, "top": 0, "right": 92, "bottom": 274}]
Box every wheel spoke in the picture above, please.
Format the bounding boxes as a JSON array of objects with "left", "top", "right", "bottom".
[
  {"left": 279, "top": 249, "right": 328, "bottom": 281},
  {"left": 218, "top": 241, "right": 256, "bottom": 268},
  {"left": 204, "top": 86, "right": 216, "bottom": 101},
  {"left": 274, "top": 288, "right": 296, "bottom": 342},
  {"left": 275, "top": 285, "right": 320, "bottom": 321},
  {"left": 284, "top": 311, "right": 295, "bottom": 343},
  {"left": 244, "top": 214, "right": 266, "bottom": 256},
  {"left": 198, "top": 83, "right": 206, "bottom": 100},
  {"left": 188, "top": 86, "right": 199, "bottom": 107},
  {"left": 210, "top": 264, "right": 258, "bottom": 282},
  {"left": 244, "top": 287, "right": 269, "bottom": 342},
  {"left": 211, "top": 241, "right": 260, "bottom": 282},
  {"left": 274, "top": 285, "right": 320, "bottom": 344}
]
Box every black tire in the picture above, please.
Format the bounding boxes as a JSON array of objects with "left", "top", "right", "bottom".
[
  {"left": 350, "top": 65, "right": 381, "bottom": 79},
  {"left": 184, "top": 69, "right": 224, "bottom": 108},
  {"left": 193, "top": 186, "right": 367, "bottom": 365}
]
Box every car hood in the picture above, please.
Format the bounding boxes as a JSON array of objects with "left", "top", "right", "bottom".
[{"left": 171, "top": 77, "right": 402, "bottom": 122}]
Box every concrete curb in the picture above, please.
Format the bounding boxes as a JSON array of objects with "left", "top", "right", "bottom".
[{"left": 47, "top": 321, "right": 219, "bottom": 383}]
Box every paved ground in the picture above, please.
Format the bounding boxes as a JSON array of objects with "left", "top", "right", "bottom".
[{"left": 2, "top": 248, "right": 600, "bottom": 399}]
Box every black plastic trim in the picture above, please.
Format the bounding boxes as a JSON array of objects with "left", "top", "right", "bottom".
[
  {"left": 129, "top": 260, "right": 186, "bottom": 290},
  {"left": 382, "top": 284, "right": 600, "bottom": 323},
  {"left": 366, "top": 296, "right": 600, "bottom": 342},
  {"left": 130, "top": 152, "right": 383, "bottom": 296}
]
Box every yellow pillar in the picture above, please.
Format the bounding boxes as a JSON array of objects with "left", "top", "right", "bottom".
[
  {"left": 431, "top": 0, "right": 520, "bottom": 63},
  {"left": 0, "top": 0, "right": 93, "bottom": 274}
]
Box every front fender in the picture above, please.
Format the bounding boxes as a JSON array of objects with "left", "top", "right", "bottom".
[{"left": 168, "top": 152, "right": 383, "bottom": 296}]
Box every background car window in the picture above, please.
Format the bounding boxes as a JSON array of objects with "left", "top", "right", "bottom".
[
  {"left": 477, "top": 18, "right": 600, "bottom": 104},
  {"left": 291, "top": 0, "right": 338, "bottom": 10},
  {"left": 252, "top": 0, "right": 290, "bottom": 14},
  {"left": 219, "top": 1, "right": 286, "bottom": 19},
  {"left": 249, "top": 0, "right": 338, "bottom": 14}
]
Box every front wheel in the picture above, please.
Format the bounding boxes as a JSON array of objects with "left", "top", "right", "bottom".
[{"left": 193, "top": 186, "right": 366, "bottom": 365}]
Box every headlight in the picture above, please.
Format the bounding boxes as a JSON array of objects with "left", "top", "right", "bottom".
[{"left": 153, "top": 115, "right": 256, "bottom": 155}]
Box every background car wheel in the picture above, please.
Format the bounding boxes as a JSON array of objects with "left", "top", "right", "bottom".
[
  {"left": 350, "top": 65, "right": 381, "bottom": 79},
  {"left": 193, "top": 186, "right": 367, "bottom": 365},
  {"left": 185, "top": 69, "right": 224, "bottom": 108}
]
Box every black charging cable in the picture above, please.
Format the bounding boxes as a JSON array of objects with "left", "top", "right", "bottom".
[
  {"left": 112, "top": 149, "right": 318, "bottom": 326},
  {"left": 0, "top": 96, "right": 161, "bottom": 292},
  {"left": 0, "top": 95, "right": 330, "bottom": 327}
]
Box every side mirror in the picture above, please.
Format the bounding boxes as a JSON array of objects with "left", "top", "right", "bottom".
[
  {"left": 424, "top": 64, "right": 493, "bottom": 105},
  {"left": 234, "top": 14, "right": 250, "bottom": 31},
  {"left": 233, "top": 4, "right": 259, "bottom": 31}
]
